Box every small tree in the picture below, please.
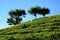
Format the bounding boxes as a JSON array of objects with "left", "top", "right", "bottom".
[
  {"left": 28, "top": 6, "right": 41, "bottom": 18},
  {"left": 7, "top": 9, "right": 26, "bottom": 25},
  {"left": 40, "top": 7, "right": 50, "bottom": 17}
]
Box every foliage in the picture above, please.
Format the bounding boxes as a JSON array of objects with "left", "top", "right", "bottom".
[
  {"left": 7, "top": 9, "right": 26, "bottom": 25},
  {"left": 28, "top": 6, "right": 41, "bottom": 18},
  {"left": 28, "top": 6, "right": 50, "bottom": 18},
  {"left": 40, "top": 7, "right": 50, "bottom": 17}
]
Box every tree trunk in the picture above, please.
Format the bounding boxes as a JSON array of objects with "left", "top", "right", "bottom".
[
  {"left": 16, "top": 13, "right": 19, "bottom": 24},
  {"left": 35, "top": 16, "right": 37, "bottom": 19},
  {"left": 34, "top": 13, "right": 37, "bottom": 19},
  {"left": 43, "top": 14, "right": 45, "bottom": 17}
]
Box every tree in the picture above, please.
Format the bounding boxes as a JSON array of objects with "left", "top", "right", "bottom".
[
  {"left": 40, "top": 7, "right": 50, "bottom": 17},
  {"left": 7, "top": 9, "right": 26, "bottom": 25},
  {"left": 28, "top": 6, "right": 41, "bottom": 18}
]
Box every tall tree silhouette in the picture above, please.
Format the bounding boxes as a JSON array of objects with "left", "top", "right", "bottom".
[
  {"left": 7, "top": 9, "right": 26, "bottom": 25},
  {"left": 40, "top": 7, "right": 50, "bottom": 17},
  {"left": 28, "top": 6, "right": 41, "bottom": 18}
]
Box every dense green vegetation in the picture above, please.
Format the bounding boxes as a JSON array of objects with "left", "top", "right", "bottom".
[{"left": 0, "top": 14, "right": 60, "bottom": 40}]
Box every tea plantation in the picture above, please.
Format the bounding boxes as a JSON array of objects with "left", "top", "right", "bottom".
[{"left": 0, "top": 14, "right": 60, "bottom": 40}]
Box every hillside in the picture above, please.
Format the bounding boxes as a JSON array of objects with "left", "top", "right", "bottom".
[{"left": 0, "top": 14, "right": 60, "bottom": 40}]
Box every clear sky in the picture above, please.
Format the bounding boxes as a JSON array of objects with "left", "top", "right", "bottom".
[{"left": 0, "top": 0, "right": 60, "bottom": 28}]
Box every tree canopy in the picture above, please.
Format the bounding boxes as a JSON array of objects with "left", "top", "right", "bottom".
[
  {"left": 28, "top": 6, "right": 50, "bottom": 18},
  {"left": 40, "top": 7, "right": 50, "bottom": 17},
  {"left": 28, "top": 6, "right": 41, "bottom": 18},
  {"left": 7, "top": 9, "right": 26, "bottom": 25}
]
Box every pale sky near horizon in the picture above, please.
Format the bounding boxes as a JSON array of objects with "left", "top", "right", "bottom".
[{"left": 0, "top": 0, "right": 60, "bottom": 29}]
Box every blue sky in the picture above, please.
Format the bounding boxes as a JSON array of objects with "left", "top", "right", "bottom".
[{"left": 0, "top": 0, "right": 60, "bottom": 28}]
